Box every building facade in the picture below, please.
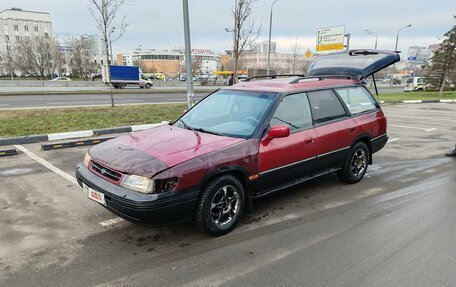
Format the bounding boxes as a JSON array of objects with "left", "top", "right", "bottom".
[
  {"left": 118, "top": 48, "right": 221, "bottom": 76},
  {"left": 0, "top": 7, "right": 53, "bottom": 75}
]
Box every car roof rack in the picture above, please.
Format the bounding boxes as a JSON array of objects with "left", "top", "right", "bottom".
[
  {"left": 243, "top": 74, "right": 306, "bottom": 82},
  {"left": 289, "top": 75, "right": 354, "bottom": 84}
]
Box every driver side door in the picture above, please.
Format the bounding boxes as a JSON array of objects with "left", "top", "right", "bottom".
[{"left": 257, "top": 93, "right": 319, "bottom": 193}]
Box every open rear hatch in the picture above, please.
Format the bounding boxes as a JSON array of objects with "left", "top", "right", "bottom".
[{"left": 308, "top": 50, "right": 400, "bottom": 81}]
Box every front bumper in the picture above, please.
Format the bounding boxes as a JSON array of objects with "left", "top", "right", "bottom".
[{"left": 75, "top": 163, "right": 200, "bottom": 226}]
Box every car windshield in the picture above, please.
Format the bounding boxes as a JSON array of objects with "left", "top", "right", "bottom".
[{"left": 175, "top": 90, "right": 276, "bottom": 138}]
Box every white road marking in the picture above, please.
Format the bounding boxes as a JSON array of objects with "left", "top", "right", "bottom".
[
  {"left": 389, "top": 138, "right": 400, "bottom": 143},
  {"left": 425, "top": 128, "right": 437, "bottom": 132},
  {"left": 388, "top": 124, "right": 437, "bottom": 132},
  {"left": 386, "top": 114, "right": 456, "bottom": 123},
  {"left": 99, "top": 217, "right": 125, "bottom": 227},
  {"left": 383, "top": 107, "right": 456, "bottom": 115},
  {"left": 14, "top": 145, "right": 78, "bottom": 185},
  {"left": 402, "top": 100, "right": 422, "bottom": 103}
]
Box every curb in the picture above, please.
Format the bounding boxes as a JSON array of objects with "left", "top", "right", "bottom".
[
  {"left": 0, "top": 121, "right": 168, "bottom": 147},
  {"left": 41, "top": 137, "right": 114, "bottom": 151},
  {"left": 379, "top": 99, "right": 456, "bottom": 104}
]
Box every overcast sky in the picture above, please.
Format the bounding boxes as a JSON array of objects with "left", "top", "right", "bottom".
[{"left": 1, "top": 0, "right": 455, "bottom": 55}]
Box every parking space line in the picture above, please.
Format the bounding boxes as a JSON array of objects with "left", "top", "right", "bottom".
[
  {"left": 386, "top": 114, "right": 456, "bottom": 123},
  {"left": 388, "top": 124, "right": 437, "bottom": 132},
  {"left": 14, "top": 145, "right": 78, "bottom": 185},
  {"left": 389, "top": 138, "right": 400, "bottom": 143},
  {"left": 99, "top": 217, "right": 125, "bottom": 227},
  {"left": 383, "top": 107, "right": 456, "bottom": 115}
]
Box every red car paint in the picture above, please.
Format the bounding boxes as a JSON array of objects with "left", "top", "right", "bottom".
[
  {"left": 76, "top": 49, "right": 397, "bottom": 230},
  {"left": 89, "top": 125, "right": 244, "bottom": 179}
]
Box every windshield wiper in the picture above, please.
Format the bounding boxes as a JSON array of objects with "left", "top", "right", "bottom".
[
  {"left": 272, "top": 117, "right": 299, "bottom": 129},
  {"left": 178, "top": 119, "right": 193, "bottom": 131},
  {"left": 192, "top": 127, "right": 222, "bottom": 136}
]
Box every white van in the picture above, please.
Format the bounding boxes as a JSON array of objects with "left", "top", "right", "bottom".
[{"left": 404, "top": 77, "right": 428, "bottom": 92}]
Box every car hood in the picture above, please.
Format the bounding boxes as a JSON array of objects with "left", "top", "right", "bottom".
[{"left": 89, "top": 125, "right": 245, "bottom": 178}]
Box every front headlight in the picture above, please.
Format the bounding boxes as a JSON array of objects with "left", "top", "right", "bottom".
[
  {"left": 121, "top": 175, "right": 155, "bottom": 194},
  {"left": 83, "top": 152, "right": 92, "bottom": 167}
]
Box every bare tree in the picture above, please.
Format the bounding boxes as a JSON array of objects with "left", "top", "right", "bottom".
[
  {"left": 67, "top": 36, "right": 96, "bottom": 80},
  {"left": 231, "top": 0, "right": 261, "bottom": 84},
  {"left": 12, "top": 36, "right": 62, "bottom": 80},
  {"left": 290, "top": 38, "right": 301, "bottom": 74},
  {"left": 88, "top": 0, "right": 129, "bottom": 107},
  {"left": 192, "top": 58, "right": 203, "bottom": 76}
]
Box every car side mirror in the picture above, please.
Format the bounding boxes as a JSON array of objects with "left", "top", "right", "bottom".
[{"left": 265, "top": 125, "right": 290, "bottom": 140}]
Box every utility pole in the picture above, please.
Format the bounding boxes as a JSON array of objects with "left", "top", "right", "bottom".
[
  {"left": 345, "top": 33, "right": 351, "bottom": 50},
  {"left": 182, "top": 0, "right": 194, "bottom": 108},
  {"left": 267, "top": 0, "right": 279, "bottom": 76}
]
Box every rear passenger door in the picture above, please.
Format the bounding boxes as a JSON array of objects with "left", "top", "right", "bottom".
[
  {"left": 307, "top": 89, "right": 358, "bottom": 171},
  {"left": 258, "top": 93, "right": 318, "bottom": 192}
]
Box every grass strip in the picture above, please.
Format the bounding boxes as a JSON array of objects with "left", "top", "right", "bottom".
[{"left": 0, "top": 104, "right": 186, "bottom": 137}]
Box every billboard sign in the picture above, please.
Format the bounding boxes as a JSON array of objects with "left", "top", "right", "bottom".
[{"left": 316, "top": 26, "right": 345, "bottom": 52}]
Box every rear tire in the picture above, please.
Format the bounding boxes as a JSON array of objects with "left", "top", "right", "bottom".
[
  {"left": 338, "top": 142, "right": 369, "bottom": 184},
  {"left": 194, "top": 175, "right": 244, "bottom": 236}
]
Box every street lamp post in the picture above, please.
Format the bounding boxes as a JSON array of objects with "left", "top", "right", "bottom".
[
  {"left": 266, "top": 0, "right": 279, "bottom": 76},
  {"left": 390, "top": 24, "right": 412, "bottom": 86},
  {"left": 109, "top": 27, "right": 115, "bottom": 65},
  {"left": 365, "top": 29, "right": 378, "bottom": 49},
  {"left": 182, "top": 0, "right": 194, "bottom": 108},
  {"left": 395, "top": 24, "right": 412, "bottom": 51}
]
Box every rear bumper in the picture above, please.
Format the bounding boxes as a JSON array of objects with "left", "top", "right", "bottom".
[
  {"left": 75, "top": 163, "right": 199, "bottom": 226},
  {"left": 371, "top": 133, "right": 388, "bottom": 154}
]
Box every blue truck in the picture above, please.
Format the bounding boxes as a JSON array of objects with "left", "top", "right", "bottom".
[{"left": 104, "top": 65, "right": 153, "bottom": 89}]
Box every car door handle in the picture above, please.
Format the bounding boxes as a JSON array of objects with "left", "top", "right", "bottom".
[
  {"left": 304, "top": 137, "right": 313, "bottom": 144},
  {"left": 349, "top": 127, "right": 356, "bottom": 132}
]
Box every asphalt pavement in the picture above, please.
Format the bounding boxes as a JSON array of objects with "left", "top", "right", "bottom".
[
  {"left": 0, "top": 103, "right": 455, "bottom": 286},
  {"left": 0, "top": 86, "right": 404, "bottom": 109}
]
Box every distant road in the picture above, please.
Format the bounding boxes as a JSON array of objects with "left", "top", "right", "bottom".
[{"left": 0, "top": 87, "right": 404, "bottom": 109}]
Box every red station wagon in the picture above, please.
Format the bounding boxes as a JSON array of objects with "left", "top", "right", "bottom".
[{"left": 76, "top": 50, "right": 399, "bottom": 236}]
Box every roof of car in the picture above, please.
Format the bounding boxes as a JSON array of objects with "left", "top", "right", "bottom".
[{"left": 223, "top": 77, "right": 359, "bottom": 94}]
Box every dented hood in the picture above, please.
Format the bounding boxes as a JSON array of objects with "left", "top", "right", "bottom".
[{"left": 89, "top": 125, "right": 244, "bottom": 178}]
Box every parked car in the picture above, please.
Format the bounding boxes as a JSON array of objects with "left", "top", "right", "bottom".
[
  {"left": 49, "top": 77, "right": 72, "bottom": 82},
  {"left": 76, "top": 49, "right": 399, "bottom": 236},
  {"left": 404, "top": 77, "right": 428, "bottom": 92}
]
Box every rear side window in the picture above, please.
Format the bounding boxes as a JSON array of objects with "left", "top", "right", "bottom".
[
  {"left": 335, "top": 87, "right": 377, "bottom": 115},
  {"left": 270, "top": 93, "right": 312, "bottom": 132},
  {"left": 307, "top": 90, "right": 347, "bottom": 124}
]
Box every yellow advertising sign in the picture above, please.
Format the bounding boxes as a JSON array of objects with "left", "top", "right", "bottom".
[{"left": 316, "top": 43, "right": 345, "bottom": 52}]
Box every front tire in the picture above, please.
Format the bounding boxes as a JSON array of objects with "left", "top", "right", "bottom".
[
  {"left": 338, "top": 142, "right": 369, "bottom": 184},
  {"left": 145, "top": 83, "right": 152, "bottom": 89},
  {"left": 194, "top": 175, "right": 244, "bottom": 236}
]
